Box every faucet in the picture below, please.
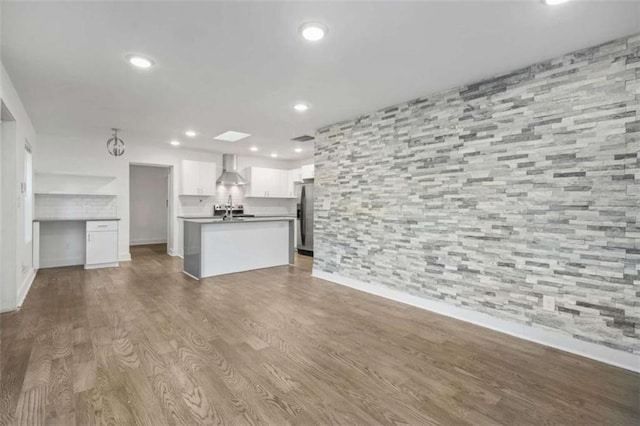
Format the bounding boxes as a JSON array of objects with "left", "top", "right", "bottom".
[{"left": 225, "top": 194, "right": 233, "bottom": 220}]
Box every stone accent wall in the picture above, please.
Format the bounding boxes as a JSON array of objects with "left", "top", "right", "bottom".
[{"left": 314, "top": 34, "right": 639, "bottom": 354}]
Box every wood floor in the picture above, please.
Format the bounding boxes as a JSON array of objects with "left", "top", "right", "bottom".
[
  {"left": 1, "top": 244, "right": 638, "bottom": 425},
  {"left": 130, "top": 243, "right": 168, "bottom": 258}
]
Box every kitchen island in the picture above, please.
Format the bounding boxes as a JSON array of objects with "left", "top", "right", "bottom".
[{"left": 183, "top": 217, "right": 295, "bottom": 279}]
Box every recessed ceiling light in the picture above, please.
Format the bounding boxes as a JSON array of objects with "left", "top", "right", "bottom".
[
  {"left": 170, "top": 140, "right": 180, "bottom": 146},
  {"left": 299, "top": 22, "right": 328, "bottom": 42},
  {"left": 544, "top": 0, "right": 570, "bottom": 4},
  {"left": 293, "top": 103, "right": 310, "bottom": 112},
  {"left": 214, "top": 131, "right": 251, "bottom": 142},
  {"left": 294, "top": 148, "right": 302, "bottom": 153},
  {"left": 271, "top": 153, "right": 278, "bottom": 158},
  {"left": 126, "top": 54, "right": 154, "bottom": 69},
  {"left": 185, "top": 130, "right": 197, "bottom": 137},
  {"left": 250, "top": 146, "right": 259, "bottom": 152}
]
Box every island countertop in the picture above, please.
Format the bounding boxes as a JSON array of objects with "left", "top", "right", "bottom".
[{"left": 182, "top": 217, "right": 294, "bottom": 224}]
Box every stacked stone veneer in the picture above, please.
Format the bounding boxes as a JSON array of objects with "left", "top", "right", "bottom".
[{"left": 314, "top": 34, "right": 639, "bottom": 353}]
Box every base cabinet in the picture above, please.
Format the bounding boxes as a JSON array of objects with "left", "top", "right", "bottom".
[{"left": 85, "top": 221, "right": 119, "bottom": 269}]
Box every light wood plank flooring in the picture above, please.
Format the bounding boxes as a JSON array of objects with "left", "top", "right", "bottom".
[{"left": 1, "top": 244, "right": 638, "bottom": 425}]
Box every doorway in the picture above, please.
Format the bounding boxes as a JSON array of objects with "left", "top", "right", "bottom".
[
  {"left": 1, "top": 101, "right": 17, "bottom": 310},
  {"left": 129, "top": 164, "right": 171, "bottom": 256}
]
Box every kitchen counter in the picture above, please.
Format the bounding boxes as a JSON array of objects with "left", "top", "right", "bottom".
[
  {"left": 178, "top": 215, "right": 295, "bottom": 219},
  {"left": 33, "top": 217, "right": 120, "bottom": 271},
  {"left": 34, "top": 217, "right": 120, "bottom": 222},
  {"left": 183, "top": 217, "right": 294, "bottom": 224},
  {"left": 183, "top": 217, "right": 294, "bottom": 279}
]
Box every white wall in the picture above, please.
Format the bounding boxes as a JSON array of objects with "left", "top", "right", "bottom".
[
  {"left": 39, "top": 221, "right": 85, "bottom": 268},
  {"left": 130, "top": 165, "right": 169, "bottom": 245},
  {"left": 1, "top": 0, "right": 3, "bottom": 312},
  {"left": 35, "top": 133, "right": 302, "bottom": 260},
  {"left": 0, "top": 64, "right": 38, "bottom": 312}
]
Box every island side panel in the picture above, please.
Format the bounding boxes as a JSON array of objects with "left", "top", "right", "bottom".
[
  {"left": 183, "top": 221, "right": 202, "bottom": 279},
  {"left": 289, "top": 219, "right": 294, "bottom": 265},
  {"left": 201, "top": 220, "right": 290, "bottom": 278}
]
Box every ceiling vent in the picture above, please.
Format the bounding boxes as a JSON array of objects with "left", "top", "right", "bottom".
[{"left": 291, "top": 134, "right": 314, "bottom": 142}]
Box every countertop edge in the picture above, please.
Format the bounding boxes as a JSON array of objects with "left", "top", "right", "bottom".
[
  {"left": 34, "top": 218, "right": 121, "bottom": 222},
  {"left": 183, "top": 217, "right": 295, "bottom": 224},
  {"left": 177, "top": 215, "right": 296, "bottom": 219}
]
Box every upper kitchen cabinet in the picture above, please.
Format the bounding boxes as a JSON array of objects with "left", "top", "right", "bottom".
[
  {"left": 244, "top": 167, "right": 295, "bottom": 198},
  {"left": 287, "top": 168, "right": 302, "bottom": 197},
  {"left": 289, "top": 168, "right": 303, "bottom": 183},
  {"left": 244, "top": 167, "right": 270, "bottom": 197},
  {"left": 301, "top": 164, "right": 314, "bottom": 180},
  {"left": 180, "top": 160, "right": 217, "bottom": 196}
]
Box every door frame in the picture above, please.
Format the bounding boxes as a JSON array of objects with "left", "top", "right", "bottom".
[{"left": 129, "top": 162, "right": 174, "bottom": 253}]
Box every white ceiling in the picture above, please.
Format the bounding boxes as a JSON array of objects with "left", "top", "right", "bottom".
[{"left": 2, "top": 1, "right": 638, "bottom": 160}]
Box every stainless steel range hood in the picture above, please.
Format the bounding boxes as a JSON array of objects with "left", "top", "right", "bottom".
[{"left": 216, "top": 154, "right": 247, "bottom": 185}]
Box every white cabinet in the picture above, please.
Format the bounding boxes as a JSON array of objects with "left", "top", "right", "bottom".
[
  {"left": 85, "top": 220, "right": 119, "bottom": 269},
  {"left": 180, "top": 160, "right": 217, "bottom": 196},
  {"left": 181, "top": 160, "right": 200, "bottom": 195},
  {"left": 301, "top": 164, "right": 314, "bottom": 180},
  {"left": 244, "top": 167, "right": 296, "bottom": 198},
  {"left": 276, "top": 169, "right": 289, "bottom": 198},
  {"left": 200, "top": 162, "right": 217, "bottom": 195},
  {"left": 244, "top": 167, "right": 270, "bottom": 197},
  {"left": 290, "top": 168, "right": 303, "bottom": 183},
  {"left": 286, "top": 169, "right": 301, "bottom": 198}
]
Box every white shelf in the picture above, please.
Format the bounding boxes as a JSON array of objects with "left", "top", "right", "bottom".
[
  {"left": 35, "top": 171, "right": 118, "bottom": 196},
  {"left": 35, "top": 192, "right": 117, "bottom": 197},
  {"left": 35, "top": 171, "right": 117, "bottom": 179}
]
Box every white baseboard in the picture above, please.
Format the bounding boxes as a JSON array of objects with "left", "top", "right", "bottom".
[
  {"left": 312, "top": 269, "right": 640, "bottom": 373},
  {"left": 84, "top": 262, "right": 119, "bottom": 270},
  {"left": 18, "top": 268, "right": 37, "bottom": 308},
  {"left": 39, "top": 257, "right": 84, "bottom": 269},
  {"left": 168, "top": 248, "right": 183, "bottom": 258},
  {"left": 183, "top": 270, "right": 199, "bottom": 280},
  {"left": 119, "top": 253, "right": 132, "bottom": 262},
  {"left": 130, "top": 239, "right": 168, "bottom": 246},
  {"left": 0, "top": 269, "right": 38, "bottom": 313}
]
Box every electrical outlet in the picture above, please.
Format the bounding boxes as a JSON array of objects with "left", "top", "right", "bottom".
[{"left": 542, "top": 295, "right": 555, "bottom": 311}]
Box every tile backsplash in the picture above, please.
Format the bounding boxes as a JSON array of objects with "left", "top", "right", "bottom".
[
  {"left": 35, "top": 194, "right": 117, "bottom": 219},
  {"left": 179, "top": 185, "right": 296, "bottom": 216}
]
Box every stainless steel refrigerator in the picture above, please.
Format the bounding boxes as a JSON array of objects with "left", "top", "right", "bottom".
[{"left": 296, "top": 181, "right": 314, "bottom": 256}]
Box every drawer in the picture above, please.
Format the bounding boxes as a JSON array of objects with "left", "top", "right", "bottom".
[{"left": 86, "top": 220, "right": 118, "bottom": 232}]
